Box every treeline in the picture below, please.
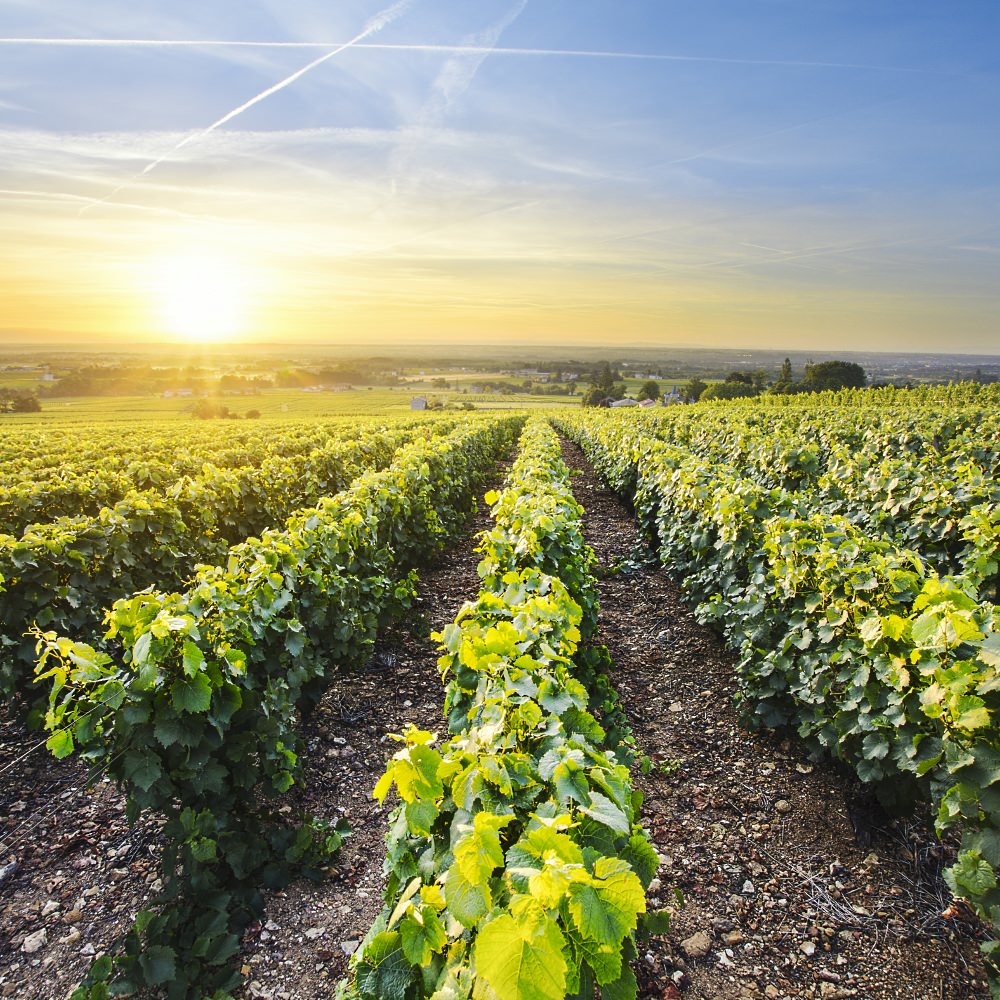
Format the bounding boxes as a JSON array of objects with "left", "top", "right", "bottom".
[
  {"left": 579, "top": 358, "right": 869, "bottom": 407},
  {"left": 40, "top": 362, "right": 415, "bottom": 397},
  {"left": 685, "top": 359, "right": 867, "bottom": 402},
  {"left": 46, "top": 365, "right": 272, "bottom": 397}
]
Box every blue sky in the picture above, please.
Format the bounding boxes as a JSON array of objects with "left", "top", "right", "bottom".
[{"left": 0, "top": 0, "right": 997, "bottom": 351}]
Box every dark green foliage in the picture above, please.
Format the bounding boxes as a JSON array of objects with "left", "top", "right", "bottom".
[
  {"left": 802, "top": 359, "right": 867, "bottom": 391},
  {"left": 559, "top": 404, "right": 1000, "bottom": 986}
]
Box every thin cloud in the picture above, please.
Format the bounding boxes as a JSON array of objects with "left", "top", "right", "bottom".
[
  {"left": 426, "top": 1, "right": 528, "bottom": 115},
  {"left": 390, "top": 0, "right": 528, "bottom": 188},
  {"left": 80, "top": 0, "right": 415, "bottom": 211},
  {"left": 0, "top": 186, "right": 231, "bottom": 223},
  {"left": 643, "top": 96, "right": 909, "bottom": 173}
]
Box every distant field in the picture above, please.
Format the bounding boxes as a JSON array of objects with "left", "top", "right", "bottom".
[{"left": 1, "top": 387, "right": 581, "bottom": 424}]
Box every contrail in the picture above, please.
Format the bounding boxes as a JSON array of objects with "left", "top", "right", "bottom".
[
  {"left": 0, "top": 37, "right": 944, "bottom": 76},
  {"left": 80, "top": 0, "right": 414, "bottom": 211}
]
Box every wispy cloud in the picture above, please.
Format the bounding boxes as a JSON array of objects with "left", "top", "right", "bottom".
[
  {"left": 641, "top": 96, "right": 910, "bottom": 174},
  {"left": 0, "top": 186, "right": 232, "bottom": 223},
  {"left": 79, "top": 0, "right": 415, "bottom": 211},
  {"left": 390, "top": 0, "right": 528, "bottom": 190}
]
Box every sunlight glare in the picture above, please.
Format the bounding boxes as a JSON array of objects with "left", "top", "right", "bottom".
[{"left": 153, "top": 251, "right": 248, "bottom": 343}]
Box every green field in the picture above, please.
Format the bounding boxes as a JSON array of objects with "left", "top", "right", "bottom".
[{"left": 0, "top": 386, "right": 582, "bottom": 425}]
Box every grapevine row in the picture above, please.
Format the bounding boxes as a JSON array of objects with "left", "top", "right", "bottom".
[
  {"left": 571, "top": 409, "right": 999, "bottom": 598},
  {"left": 0, "top": 420, "right": 460, "bottom": 710},
  {"left": 0, "top": 416, "right": 367, "bottom": 483},
  {"left": 341, "top": 419, "right": 661, "bottom": 1000},
  {"left": 0, "top": 416, "right": 450, "bottom": 535},
  {"left": 557, "top": 411, "right": 1000, "bottom": 982}
]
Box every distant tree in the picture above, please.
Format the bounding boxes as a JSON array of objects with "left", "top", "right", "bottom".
[
  {"left": 245, "top": 408, "right": 262, "bottom": 419},
  {"left": 701, "top": 382, "right": 758, "bottom": 401},
  {"left": 0, "top": 389, "right": 41, "bottom": 413},
  {"left": 725, "top": 371, "right": 754, "bottom": 385},
  {"left": 588, "top": 361, "right": 618, "bottom": 394},
  {"left": 637, "top": 379, "right": 661, "bottom": 402},
  {"left": 681, "top": 378, "right": 708, "bottom": 403},
  {"left": 771, "top": 357, "right": 795, "bottom": 394},
  {"left": 192, "top": 399, "right": 237, "bottom": 419},
  {"left": 582, "top": 386, "right": 610, "bottom": 407},
  {"left": 801, "top": 360, "right": 867, "bottom": 391}
]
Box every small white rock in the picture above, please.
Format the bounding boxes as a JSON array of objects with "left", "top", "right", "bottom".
[{"left": 22, "top": 929, "right": 47, "bottom": 954}]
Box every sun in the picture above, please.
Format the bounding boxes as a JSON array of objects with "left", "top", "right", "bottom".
[{"left": 151, "top": 250, "right": 248, "bottom": 343}]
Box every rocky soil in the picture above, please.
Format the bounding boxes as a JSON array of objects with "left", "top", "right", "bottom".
[{"left": 0, "top": 443, "right": 991, "bottom": 1000}]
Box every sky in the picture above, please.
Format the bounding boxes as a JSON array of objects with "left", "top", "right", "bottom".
[{"left": 1, "top": 0, "right": 998, "bottom": 354}]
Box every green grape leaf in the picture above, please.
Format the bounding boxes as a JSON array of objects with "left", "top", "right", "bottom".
[
  {"left": 567, "top": 857, "right": 644, "bottom": 946},
  {"left": 399, "top": 906, "right": 447, "bottom": 966},
  {"left": 138, "top": 945, "right": 176, "bottom": 986},
  {"left": 171, "top": 674, "right": 213, "bottom": 714},
  {"left": 580, "top": 791, "right": 631, "bottom": 835},
  {"left": 946, "top": 850, "right": 997, "bottom": 898},
  {"left": 355, "top": 932, "right": 414, "bottom": 1000},
  {"left": 454, "top": 812, "right": 513, "bottom": 885},
  {"left": 474, "top": 912, "right": 567, "bottom": 1000},
  {"left": 46, "top": 728, "right": 74, "bottom": 759},
  {"left": 182, "top": 640, "right": 205, "bottom": 678},
  {"left": 444, "top": 863, "right": 490, "bottom": 929},
  {"left": 599, "top": 961, "right": 638, "bottom": 1000}
]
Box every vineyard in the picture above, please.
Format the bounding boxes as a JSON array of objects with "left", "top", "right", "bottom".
[{"left": 1, "top": 384, "right": 999, "bottom": 1000}]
